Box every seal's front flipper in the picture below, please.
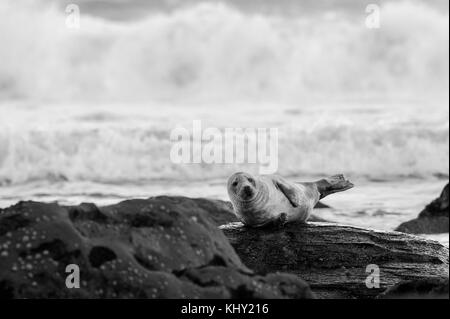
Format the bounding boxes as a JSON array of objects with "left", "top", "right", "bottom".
[
  {"left": 274, "top": 176, "right": 299, "bottom": 207},
  {"left": 316, "top": 174, "right": 354, "bottom": 199},
  {"left": 274, "top": 213, "right": 288, "bottom": 228},
  {"left": 260, "top": 213, "right": 288, "bottom": 229}
]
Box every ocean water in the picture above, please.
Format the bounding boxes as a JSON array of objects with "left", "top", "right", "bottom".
[{"left": 0, "top": 1, "right": 448, "bottom": 243}]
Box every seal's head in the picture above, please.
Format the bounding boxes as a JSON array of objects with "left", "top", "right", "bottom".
[
  {"left": 227, "top": 172, "right": 258, "bottom": 202},
  {"left": 227, "top": 172, "right": 272, "bottom": 227}
]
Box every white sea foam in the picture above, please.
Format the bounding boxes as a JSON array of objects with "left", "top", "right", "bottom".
[
  {"left": 0, "top": 103, "right": 448, "bottom": 185},
  {"left": 0, "top": 1, "right": 448, "bottom": 102},
  {"left": 0, "top": 1, "right": 448, "bottom": 185}
]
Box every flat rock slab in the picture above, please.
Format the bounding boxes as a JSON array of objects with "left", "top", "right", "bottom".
[
  {"left": 0, "top": 197, "right": 313, "bottom": 299},
  {"left": 221, "top": 222, "right": 449, "bottom": 299}
]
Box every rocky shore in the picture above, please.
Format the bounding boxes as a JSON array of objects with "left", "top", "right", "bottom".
[
  {"left": 396, "top": 184, "right": 449, "bottom": 234},
  {"left": 223, "top": 222, "right": 448, "bottom": 299},
  {"left": 0, "top": 194, "right": 448, "bottom": 299}
]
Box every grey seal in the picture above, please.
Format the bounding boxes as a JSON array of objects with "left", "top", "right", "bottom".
[{"left": 227, "top": 172, "right": 354, "bottom": 227}]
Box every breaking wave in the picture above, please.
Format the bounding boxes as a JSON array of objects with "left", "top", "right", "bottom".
[
  {"left": 0, "top": 1, "right": 448, "bottom": 103},
  {"left": 0, "top": 122, "right": 448, "bottom": 185},
  {"left": 0, "top": 1, "right": 448, "bottom": 185}
]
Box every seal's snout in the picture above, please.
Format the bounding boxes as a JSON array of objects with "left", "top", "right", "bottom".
[{"left": 240, "top": 184, "right": 254, "bottom": 200}]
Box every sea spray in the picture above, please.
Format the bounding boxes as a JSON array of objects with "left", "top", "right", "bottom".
[
  {"left": 0, "top": 1, "right": 448, "bottom": 102},
  {"left": 0, "top": 111, "right": 447, "bottom": 185}
]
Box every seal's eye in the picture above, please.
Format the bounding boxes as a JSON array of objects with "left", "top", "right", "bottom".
[
  {"left": 248, "top": 178, "right": 254, "bottom": 184},
  {"left": 232, "top": 181, "right": 238, "bottom": 187}
]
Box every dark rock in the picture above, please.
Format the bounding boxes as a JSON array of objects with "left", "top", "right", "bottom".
[
  {"left": 0, "top": 198, "right": 313, "bottom": 299},
  {"left": 183, "top": 197, "right": 238, "bottom": 226},
  {"left": 221, "top": 221, "right": 449, "bottom": 299},
  {"left": 396, "top": 183, "right": 449, "bottom": 234},
  {"left": 378, "top": 277, "right": 449, "bottom": 299},
  {"left": 395, "top": 217, "right": 449, "bottom": 234},
  {"left": 418, "top": 184, "right": 449, "bottom": 218}
]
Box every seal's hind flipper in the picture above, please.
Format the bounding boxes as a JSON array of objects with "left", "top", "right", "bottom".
[{"left": 316, "top": 174, "right": 354, "bottom": 199}]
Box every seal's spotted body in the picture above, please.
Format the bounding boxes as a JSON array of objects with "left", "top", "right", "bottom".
[{"left": 227, "top": 173, "right": 353, "bottom": 228}]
